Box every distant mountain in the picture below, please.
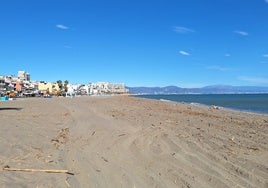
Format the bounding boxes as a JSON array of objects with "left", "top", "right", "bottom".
[{"left": 127, "top": 85, "right": 268, "bottom": 94}]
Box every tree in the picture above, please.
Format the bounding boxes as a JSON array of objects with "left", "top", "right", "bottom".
[
  {"left": 57, "top": 80, "right": 63, "bottom": 91},
  {"left": 56, "top": 80, "right": 68, "bottom": 96},
  {"left": 64, "top": 80, "right": 69, "bottom": 92},
  {"left": 56, "top": 80, "right": 63, "bottom": 95}
]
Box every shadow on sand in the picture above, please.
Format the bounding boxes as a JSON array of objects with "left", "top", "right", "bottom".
[{"left": 0, "top": 108, "right": 22, "bottom": 111}]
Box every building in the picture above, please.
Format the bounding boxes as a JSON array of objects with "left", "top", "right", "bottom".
[
  {"left": 18, "top": 71, "right": 30, "bottom": 81},
  {"left": 23, "top": 81, "right": 39, "bottom": 95},
  {"left": 0, "top": 75, "right": 16, "bottom": 95},
  {"left": 38, "top": 82, "right": 60, "bottom": 95},
  {"left": 88, "top": 82, "right": 108, "bottom": 95},
  {"left": 66, "top": 84, "right": 79, "bottom": 96},
  {"left": 108, "top": 83, "right": 129, "bottom": 94},
  {"left": 0, "top": 76, "right": 5, "bottom": 95},
  {"left": 0, "top": 71, "right": 39, "bottom": 96},
  {"left": 1, "top": 70, "right": 129, "bottom": 97},
  {"left": 14, "top": 80, "right": 23, "bottom": 92},
  {"left": 88, "top": 82, "right": 129, "bottom": 95}
]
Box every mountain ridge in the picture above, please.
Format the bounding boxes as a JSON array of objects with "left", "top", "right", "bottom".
[{"left": 127, "top": 85, "right": 268, "bottom": 94}]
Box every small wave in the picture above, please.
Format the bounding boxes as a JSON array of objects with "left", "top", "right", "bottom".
[
  {"left": 190, "top": 102, "right": 211, "bottom": 108},
  {"left": 160, "top": 99, "right": 172, "bottom": 102}
]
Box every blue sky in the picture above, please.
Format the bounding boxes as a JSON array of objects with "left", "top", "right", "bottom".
[{"left": 1, "top": 0, "right": 268, "bottom": 87}]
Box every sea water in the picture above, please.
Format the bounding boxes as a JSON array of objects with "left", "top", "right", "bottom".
[{"left": 136, "top": 94, "right": 268, "bottom": 114}]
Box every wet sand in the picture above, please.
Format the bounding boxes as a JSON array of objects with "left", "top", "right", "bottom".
[{"left": 0, "top": 96, "right": 267, "bottom": 188}]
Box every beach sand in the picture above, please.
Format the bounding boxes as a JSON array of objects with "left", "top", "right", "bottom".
[{"left": 0, "top": 96, "right": 267, "bottom": 188}]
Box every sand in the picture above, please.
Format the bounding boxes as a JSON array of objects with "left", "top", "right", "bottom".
[{"left": 0, "top": 96, "right": 267, "bottom": 188}]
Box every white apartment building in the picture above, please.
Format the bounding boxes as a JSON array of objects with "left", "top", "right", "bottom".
[
  {"left": 18, "top": 71, "right": 30, "bottom": 81},
  {"left": 88, "top": 82, "right": 129, "bottom": 95}
]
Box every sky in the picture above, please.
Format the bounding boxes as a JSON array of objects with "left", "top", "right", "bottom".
[{"left": 1, "top": 0, "right": 268, "bottom": 87}]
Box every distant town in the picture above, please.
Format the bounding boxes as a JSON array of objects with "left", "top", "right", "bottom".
[
  {"left": 1, "top": 71, "right": 268, "bottom": 99},
  {"left": 0, "top": 71, "right": 129, "bottom": 98}
]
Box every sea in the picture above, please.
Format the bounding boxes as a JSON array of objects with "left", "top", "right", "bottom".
[{"left": 136, "top": 94, "right": 268, "bottom": 114}]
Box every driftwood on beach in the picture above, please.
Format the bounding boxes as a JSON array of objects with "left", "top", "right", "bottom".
[{"left": 3, "top": 165, "right": 74, "bottom": 175}]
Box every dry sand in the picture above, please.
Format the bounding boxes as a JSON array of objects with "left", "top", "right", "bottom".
[{"left": 0, "top": 96, "right": 267, "bottom": 188}]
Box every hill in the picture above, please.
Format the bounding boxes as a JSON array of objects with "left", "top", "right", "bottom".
[{"left": 127, "top": 85, "right": 268, "bottom": 94}]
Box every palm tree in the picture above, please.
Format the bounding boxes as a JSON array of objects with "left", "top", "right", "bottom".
[
  {"left": 64, "top": 80, "right": 69, "bottom": 92},
  {"left": 57, "top": 80, "right": 63, "bottom": 91},
  {"left": 56, "top": 80, "right": 63, "bottom": 95}
]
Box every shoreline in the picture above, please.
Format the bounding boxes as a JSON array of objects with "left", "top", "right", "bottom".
[
  {"left": 134, "top": 93, "right": 268, "bottom": 115},
  {"left": 2, "top": 94, "right": 268, "bottom": 115}
]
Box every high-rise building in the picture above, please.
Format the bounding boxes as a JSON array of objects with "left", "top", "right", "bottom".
[{"left": 18, "top": 71, "right": 30, "bottom": 81}]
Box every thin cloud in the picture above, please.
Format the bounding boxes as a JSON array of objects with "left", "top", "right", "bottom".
[
  {"left": 263, "top": 54, "right": 268, "bottom": 57},
  {"left": 225, "top": 54, "right": 231, "bottom": 57},
  {"left": 207, "top": 66, "right": 230, "bottom": 72},
  {"left": 179, "top": 50, "right": 190, "bottom": 56},
  {"left": 260, "top": 61, "right": 268, "bottom": 64},
  {"left": 234, "top": 30, "right": 249, "bottom": 36},
  {"left": 64, "top": 45, "right": 72, "bottom": 49},
  {"left": 56, "top": 24, "right": 69, "bottom": 30},
  {"left": 238, "top": 76, "right": 268, "bottom": 84},
  {"left": 265, "top": 0, "right": 268, "bottom": 3},
  {"left": 174, "top": 26, "right": 194, "bottom": 34}
]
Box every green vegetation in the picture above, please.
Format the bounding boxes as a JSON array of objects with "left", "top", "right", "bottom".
[{"left": 56, "top": 80, "right": 69, "bottom": 96}]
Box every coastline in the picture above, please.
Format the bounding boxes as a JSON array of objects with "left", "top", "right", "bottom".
[
  {"left": 135, "top": 93, "right": 268, "bottom": 114},
  {"left": 1, "top": 96, "right": 267, "bottom": 187}
]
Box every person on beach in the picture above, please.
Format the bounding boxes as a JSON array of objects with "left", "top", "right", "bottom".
[{"left": 211, "top": 104, "right": 219, "bottom": 110}]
